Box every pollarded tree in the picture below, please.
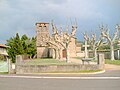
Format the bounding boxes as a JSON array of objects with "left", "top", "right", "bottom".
[
  {"left": 116, "top": 24, "right": 120, "bottom": 39},
  {"left": 83, "top": 32, "right": 90, "bottom": 58},
  {"left": 100, "top": 25, "right": 118, "bottom": 60},
  {"left": 89, "top": 33, "right": 102, "bottom": 60},
  {"left": 51, "top": 20, "right": 77, "bottom": 62}
]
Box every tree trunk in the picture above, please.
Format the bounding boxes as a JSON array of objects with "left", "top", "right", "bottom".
[
  {"left": 93, "top": 45, "right": 97, "bottom": 60},
  {"left": 94, "top": 48, "right": 97, "bottom": 60},
  {"left": 30, "top": 56, "right": 32, "bottom": 59},
  {"left": 85, "top": 41, "right": 88, "bottom": 58},
  {"left": 59, "top": 49, "right": 63, "bottom": 60},
  {"left": 110, "top": 43, "right": 115, "bottom": 60},
  {"left": 55, "top": 49, "right": 59, "bottom": 59},
  {"left": 66, "top": 43, "right": 69, "bottom": 63},
  {"left": 58, "top": 49, "right": 60, "bottom": 59}
]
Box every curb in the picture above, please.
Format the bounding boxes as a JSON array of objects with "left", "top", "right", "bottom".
[{"left": 20, "top": 70, "right": 106, "bottom": 75}]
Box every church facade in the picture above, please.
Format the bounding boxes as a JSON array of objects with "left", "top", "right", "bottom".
[{"left": 36, "top": 22, "right": 81, "bottom": 59}]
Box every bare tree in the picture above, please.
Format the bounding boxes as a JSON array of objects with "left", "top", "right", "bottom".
[
  {"left": 100, "top": 25, "right": 118, "bottom": 60},
  {"left": 116, "top": 24, "right": 120, "bottom": 39},
  {"left": 89, "top": 33, "right": 102, "bottom": 60},
  {"left": 83, "top": 32, "right": 90, "bottom": 58},
  {"left": 50, "top": 20, "right": 77, "bottom": 62},
  {"left": 63, "top": 21, "right": 77, "bottom": 62}
]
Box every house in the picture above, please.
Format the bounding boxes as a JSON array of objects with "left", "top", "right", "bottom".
[{"left": 0, "top": 44, "right": 9, "bottom": 60}]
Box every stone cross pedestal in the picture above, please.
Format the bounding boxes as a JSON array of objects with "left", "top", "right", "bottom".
[{"left": 98, "top": 54, "right": 105, "bottom": 70}]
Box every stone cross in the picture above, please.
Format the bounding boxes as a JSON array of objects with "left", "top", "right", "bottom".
[
  {"left": 83, "top": 32, "right": 90, "bottom": 58},
  {"left": 83, "top": 41, "right": 90, "bottom": 58}
]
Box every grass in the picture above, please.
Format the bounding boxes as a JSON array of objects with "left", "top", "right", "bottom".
[
  {"left": 72, "top": 57, "right": 82, "bottom": 60},
  {"left": 0, "top": 72, "right": 8, "bottom": 74},
  {"left": 105, "top": 59, "right": 120, "bottom": 65},
  {"left": 48, "top": 70, "right": 102, "bottom": 73},
  {"left": 26, "top": 58, "right": 76, "bottom": 65}
]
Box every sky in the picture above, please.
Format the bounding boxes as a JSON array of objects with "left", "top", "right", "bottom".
[{"left": 0, "top": 0, "right": 120, "bottom": 44}]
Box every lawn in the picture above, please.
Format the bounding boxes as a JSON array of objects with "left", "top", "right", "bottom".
[
  {"left": 105, "top": 59, "right": 120, "bottom": 65},
  {"left": 72, "top": 57, "right": 82, "bottom": 60},
  {"left": 45, "top": 70, "right": 102, "bottom": 73},
  {"left": 26, "top": 58, "right": 75, "bottom": 65}
]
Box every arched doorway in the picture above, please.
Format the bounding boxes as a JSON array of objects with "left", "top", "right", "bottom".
[{"left": 62, "top": 49, "right": 66, "bottom": 58}]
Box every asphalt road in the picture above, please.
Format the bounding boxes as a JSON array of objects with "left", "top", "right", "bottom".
[
  {"left": 0, "top": 77, "right": 120, "bottom": 90},
  {"left": 0, "top": 70, "right": 120, "bottom": 90}
]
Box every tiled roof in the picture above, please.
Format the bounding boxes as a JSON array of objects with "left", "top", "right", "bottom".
[
  {"left": 36, "top": 22, "right": 49, "bottom": 25},
  {"left": 0, "top": 44, "right": 9, "bottom": 48}
]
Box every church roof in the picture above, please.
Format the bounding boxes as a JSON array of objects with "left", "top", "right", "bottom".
[{"left": 36, "top": 22, "right": 49, "bottom": 25}]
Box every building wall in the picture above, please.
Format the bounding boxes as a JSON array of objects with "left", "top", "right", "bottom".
[
  {"left": 36, "top": 22, "right": 50, "bottom": 58},
  {"left": 37, "top": 47, "right": 49, "bottom": 58},
  {"left": 69, "top": 37, "right": 77, "bottom": 57},
  {"left": 36, "top": 22, "right": 82, "bottom": 59},
  {"left": 0, "top": 47, "right": 8, "bottom": 56},
  {"left": 76, "top": 51, "right": 85, "bottom": 57}
]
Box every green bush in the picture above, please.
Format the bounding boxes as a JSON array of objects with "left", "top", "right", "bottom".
[{"left": 0, "top": 54, "right": 5, "bottom": 60}]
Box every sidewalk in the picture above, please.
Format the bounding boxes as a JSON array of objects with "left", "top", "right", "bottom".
[
  {"left": 105, "top": 64, "right": 120, "bottom": 70},
  {"left": 69, "top": 58, "right": 120, "bottom": 70}
]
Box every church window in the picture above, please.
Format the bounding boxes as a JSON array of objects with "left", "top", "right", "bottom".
[
  {"left": 39, "top": 26, "right": 42, "bottom": 31},
  {"left": 44, "top": 26, "right": 46, "bottom": 31}
]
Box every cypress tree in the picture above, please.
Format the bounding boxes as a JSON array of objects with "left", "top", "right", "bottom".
[{"left": 14, "top": 33, "right": 24, "bottom": 55}]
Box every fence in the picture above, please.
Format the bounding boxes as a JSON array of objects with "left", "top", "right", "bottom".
[
  {"left": 0, "top": 61, "right": 8, "bottom": 72},
  {"left": 89, "top": 49, "right": 120, "bottom": 60}
]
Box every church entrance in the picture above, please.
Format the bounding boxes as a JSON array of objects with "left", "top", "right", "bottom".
[{"left": 62, "top": 49, "right": 66, "bottom": 58}]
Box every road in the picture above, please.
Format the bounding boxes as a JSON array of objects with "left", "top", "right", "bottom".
[
  {"left": 0, "top": 77, "right": 120, "bottom": 90},
  {"left": 0, "top": 70, "right": 120, "bottom": 90}
]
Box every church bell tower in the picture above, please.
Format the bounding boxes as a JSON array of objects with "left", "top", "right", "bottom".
[{"left": 36, "top": 22, "right": 50, "bottom": 58}]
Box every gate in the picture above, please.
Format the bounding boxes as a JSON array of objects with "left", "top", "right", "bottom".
[{"left": 0, "top": 61, "right": 8, "bottom": 72}]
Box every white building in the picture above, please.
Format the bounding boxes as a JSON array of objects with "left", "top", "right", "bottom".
[{"left": 0, "top": 44, "right": 9, "bottom": 58}]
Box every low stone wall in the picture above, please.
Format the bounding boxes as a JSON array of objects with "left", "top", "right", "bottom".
[
  {"left": 16, "top": 64, "right": 99, "bottom": 74},
  {"left": 15, "top": 54, "right": 105, "bottom": 74},
  {"left": 89, "top": 49, "right": 120, "bottom": 59}
]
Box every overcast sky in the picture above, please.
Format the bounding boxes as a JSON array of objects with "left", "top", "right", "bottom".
[{"left": 0, "top": 0, "right": 120, "bottom": 44}]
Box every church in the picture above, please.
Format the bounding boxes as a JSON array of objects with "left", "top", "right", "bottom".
[{"left": 36, "top": 22, "right": 81, "bottom": 59}]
